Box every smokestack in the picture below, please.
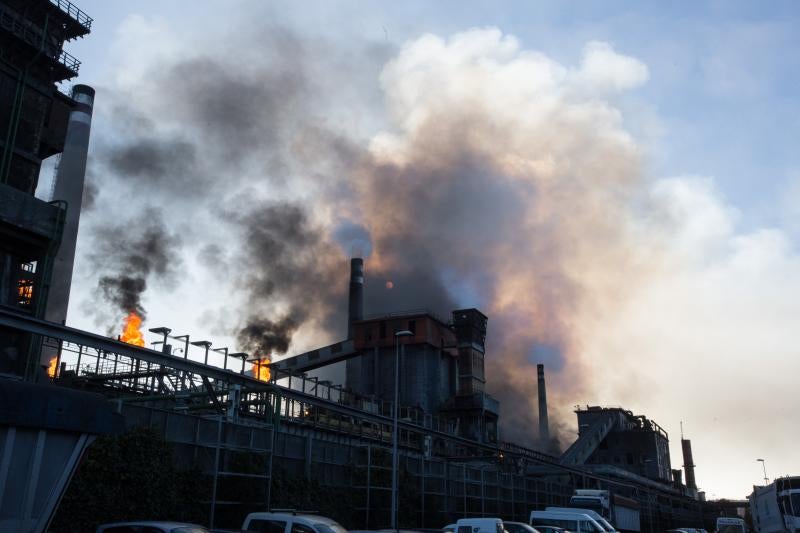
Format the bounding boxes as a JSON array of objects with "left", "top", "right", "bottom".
[
  {"left": 537, "top": 363, "right": 550, "bottom": 445},
  {"left": 672, "top": 468, "right": 683, "bottom": 486},
  {"left": 681, "top": 438, "right": 697, "bottom": 490},
  {"left": 45, "top": 85, "right": 95, "bottom": 326},
  {"left": 347, "top": 257, "right": 364, "bottom": 338}
]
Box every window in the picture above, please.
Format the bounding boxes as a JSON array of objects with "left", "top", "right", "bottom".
[
  {"left": 532, "top": 518, "right": 577, "bottom": 530},
  {"left": 408, "top": 320, "right": 416, "bottom": 334},
  {"left": 292, "top": 525, "right": 316, "bottom": 533},
  {"left": 579, "top": 521, "right": 604, "bottom": 533},
  {"left": 314, "top": 523, "right": 348, "bottom": 533},
  {"left": 246, "top": 520, "right": 287, "bottom": 533},
  {"left": 379, "top": 321, "right": 386, "bottom": 339},
  {"left": 791, "top": 493, "right": 800, "bottom": 515}
]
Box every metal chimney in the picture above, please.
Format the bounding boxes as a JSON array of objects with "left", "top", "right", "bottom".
[
  {"left": 44, "top": 84, "right": 95, "bottom": 326},
  {"left": 681, "top": 438, "right": 697, "bottom": 490},
  {"left": 347, "top": 257, "right": 364, "bottom": 338},
  {"left": 537, "top": 363, "right": 550, "bottom": 445}
]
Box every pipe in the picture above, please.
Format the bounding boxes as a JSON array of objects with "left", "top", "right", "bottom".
[
  {"left": 681, "top": 438, "right": 697, "bottom": 490},
  {"left": 537, "top": 363, "right": 550, "bottom": 446},
  {"left": 44, "top": 85, "right": 95, "bottom": 328},
  {"left": 347, "top": 257, "right": 364, "bottom": 338}
]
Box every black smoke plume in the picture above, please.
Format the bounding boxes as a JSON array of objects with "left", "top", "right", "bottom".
[
  {"left": 91, "top": 209, "right": 182, "bottom": 320},
  {"left": 237, "top": 315, "right": 299, "bottom": 356},
  {"left": 229, "top": 201, "right": 346, "bottom": 356}
]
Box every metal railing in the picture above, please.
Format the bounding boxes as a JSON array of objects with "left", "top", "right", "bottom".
[
  {"left": 58, "top": 49, "right": 80, "bottom": 75},
  {"left": 49, "top": 0, "right": 93, "bottom": 31}
]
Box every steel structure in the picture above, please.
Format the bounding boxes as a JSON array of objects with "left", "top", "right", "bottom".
[{"left": 0, "top": 307, "right": 706, "bottom": 531}]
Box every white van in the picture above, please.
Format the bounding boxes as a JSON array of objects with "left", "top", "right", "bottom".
[
  {"left": 241, "top": 512, "right": 348, "bottom": 533},
  {"left": 545, "top": 507, "right": 617, "bottom": 532},
  {"left": 715, "top": 517, "right": 745, "bottom": 533},
  {"left": 456, "top": 518, "right": 506, "bottom": 533},
  {"left": 530, "top": 510, "right": 607, "bottom": 533}
]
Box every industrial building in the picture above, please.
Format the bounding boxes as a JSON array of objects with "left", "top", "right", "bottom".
[
  {"left": 0, "top": 0, "right": 93, "bottom": 378},
  {"left": 0, "top": 252, "right": 716, "bottom": 531},
  {"left": 0, "top": 4, "right": 122, "bottom": 533},
  {"left": 0, "top": 5, "right": 719, "bottom": 530}
]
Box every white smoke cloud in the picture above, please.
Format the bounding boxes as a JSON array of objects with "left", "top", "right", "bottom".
[
  {"left": 365, "top": 28, "right": 799, "bottom": 496},
  {"left": 571, "top": 40, "right": 650, "bottom": 93}
]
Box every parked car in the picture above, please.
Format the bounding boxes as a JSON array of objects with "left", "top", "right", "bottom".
[
  {"left": 241, "top": 512, "right": 348, "bottom": 533},
  {"left": 530, "top": 510, "right": 606, "bottom": 533},
  {"left": 530, "top": 527, "right": 568, "bottom": 533},
  {"left": 504, "top": 522, "right": 540, "bottom": 533},
  {"left": 96, "top": 522, "right": 210, "bottom": 533},
  {"left": 456, "top": 518, "right": 506, "bottom": 533}
]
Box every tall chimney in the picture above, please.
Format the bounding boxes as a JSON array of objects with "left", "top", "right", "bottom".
[
  {"left": 537, "top": 363, "right": 550, "bottom": 446},
  {"left": 44, "top": 84, "right": 95, "bottom": 326},
  {"left": 681, "top": 438, "right": 697, "bottom": 490},
  {"left": 347, "top": 257, "right": 364, "bottom": 338}
]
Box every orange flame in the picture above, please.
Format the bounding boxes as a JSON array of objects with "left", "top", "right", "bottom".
[
  {"left": 120, "top": 312, "right": 145, "bottom": 347},
  {"left": 252, "top": 357, "right": 271, "bottom": 382},
  {"left": 46, "top": 357, "right": 57, "bottom": 379}
]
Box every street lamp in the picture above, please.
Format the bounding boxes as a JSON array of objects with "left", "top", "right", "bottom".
[
  {"left": 213, "top": 347, "right": 229, "bottom": 370},
  {"left": 391, "top": 329, "right": 413, "bottom": 532},
  {"left": 757, "top": 458, "right": 769, "bottom": 485},
  {"left": 230, "top": 352, "right": 249, "bottom": 374},
  {"left": 148, "top": 327, "right": 172, "bottom": 353},
  {"left": 173, "top": 334, "right": 190, "bottom": 359},
  {"left": 190, "top": 340, "right": 212, "bottom": 365}
]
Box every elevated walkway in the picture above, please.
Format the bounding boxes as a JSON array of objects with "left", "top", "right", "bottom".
[{"left": 559, "top": 410, "right": 616, "bottom": 466}]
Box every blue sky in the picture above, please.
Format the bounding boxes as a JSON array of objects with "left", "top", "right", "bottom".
[{"left": 68, "top": 0, "right": 800, "bottom": 231}]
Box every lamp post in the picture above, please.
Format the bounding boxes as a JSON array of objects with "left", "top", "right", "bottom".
[
  {"left": 191, "top": 340, "right": 212, "bottom": 365},
  {"left": 757, "top": 458, "right": 769, "bottom": 485},
  {"left": 213, "top": 347, "right": 229, "bottom": 370},
  {"left": 148, "top": 327, "right": 172, "bottom": 354},
  {"left": 173, "top": 334, "right": 190, "bottom": 359},
  {"left": 230, "top": 352, "right": 249, "bottom": 375},
  {"left": 391, "top": 329, "right": 413, "bottom": 532}
]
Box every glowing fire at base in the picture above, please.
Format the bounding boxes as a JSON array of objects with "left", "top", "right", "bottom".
[
  {"left": 120, "top": 311, "right": 145, "bottom": 347},
  {"left": 46, "top": 357, "right": 57, "bottom": 378},
  {"left": 252, "top": 357, "right": 271, "bottom": 382}
]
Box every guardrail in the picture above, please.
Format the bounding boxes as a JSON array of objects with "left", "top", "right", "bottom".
[
  {"left": 58, "top": 49, "right": 80, "bottom": 74},
  {"left": 49, "top": 0, "right": 93, "bottom": 31}
]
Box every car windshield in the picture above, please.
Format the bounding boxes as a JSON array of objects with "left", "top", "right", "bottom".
[
  {"left": 172, "top": 528, "right": 210, "bottom": 533},
  {"left": 718, "top": 525, "right": 744, "bottom": 533},
  {"left": 315, "top": 523, "right": 348, "bottom": 533},
  {"left": 596, "top": 519, "right": 615, "bottom": 532},
  {"left": 791, "top": 494, "right": 800, "bottom": 516}
]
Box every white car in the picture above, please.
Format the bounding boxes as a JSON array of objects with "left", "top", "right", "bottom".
[
  {"left": 241, "top": 512, "right": 348, "bottom": 533},
  {"left": 96, "top": 522, "right": 210, "bottom": 533}
]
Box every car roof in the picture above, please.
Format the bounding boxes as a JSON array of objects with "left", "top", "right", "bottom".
[
  {"left": 532, "top": 511, "right": 594, "bottom": 518},
  {"left": 246, "top": 513, "right": 332, "bottom": 521}
]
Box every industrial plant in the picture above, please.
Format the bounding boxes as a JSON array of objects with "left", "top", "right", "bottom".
[{"left": 0, "top": 1, "right": 763, "bottom": 533}]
